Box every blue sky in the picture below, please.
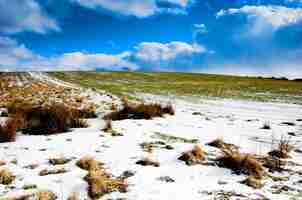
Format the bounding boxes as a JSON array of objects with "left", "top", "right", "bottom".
[{"left": 0, "top": 0, "right": 302, "bottom": 78}]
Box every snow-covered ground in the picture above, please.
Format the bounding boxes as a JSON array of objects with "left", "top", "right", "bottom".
[{"left": 0, "top": 73, "right": 302, "bottom": 200}]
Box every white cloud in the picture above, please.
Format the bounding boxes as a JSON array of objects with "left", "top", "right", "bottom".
[
  {"left": 0, "top": 0, "right": 60, "bottom": 34},
  {"left": 37, "top": 52, "right": 138, "bottom": 71},
  {"left": 0, "top": 37, "right": 40, "bottom": 68},
  {"left": 0, "top": 39, "right": 206, "bottom": 72},
  {"left": 71, "top": 0, "right": 194, "bottom": 18},
  {"left": 131, "top": 41, "right": 205, "bottom": 61},
  {"left": 127, "top": 41, "right": 206, "bottom": 70},
  {"left": 217, "top": 5, "right": 302, "bottom": 30},
  {"left": 0, "top": 36, "right": 137, "bottom": 71},
  {"left": 1, "top": 38, "right": 300, "bottom": 79}
]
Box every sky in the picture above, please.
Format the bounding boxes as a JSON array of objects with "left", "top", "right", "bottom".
[{"left": 0, "top": 0, "right": 301, "bottom": 78}]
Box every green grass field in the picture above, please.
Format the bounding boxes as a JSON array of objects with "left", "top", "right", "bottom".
[{"left": 49, "top": 72, "right": 302, "bottom": 103}]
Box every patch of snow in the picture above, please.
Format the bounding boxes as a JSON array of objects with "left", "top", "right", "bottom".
[{"left": 1, "top": 94, "right": 302, "bottom": 199}]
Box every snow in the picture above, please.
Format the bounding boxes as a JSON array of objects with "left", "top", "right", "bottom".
[
  {"left": 0, "top": 74, "right": 302, "bottom": 199},
  {"left": 28, "top": 72, "right": 77, "bottom": 89}
]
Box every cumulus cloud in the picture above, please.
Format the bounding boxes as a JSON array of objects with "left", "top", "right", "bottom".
[
  {"left": 70, "top": 0, "right": 194, "bottom": 17},
  {"left": 0, "top": 39, "right": 207, "bottom": 72},
  {"left": 126, "top": 41, "right": 206, "bottom": 70},
  {"left": 0, "top": 0, "right": 60, "bottom": 34},
  {"left": 0, "top": 36, "right": 137, "bottom": 71},
  {"left": 32, "top": 52, "right": 138, "bottom": 71},
  {"left": 0, "top": 37, "right": 40, "bottom": 69},
  {"left": 217, "top": 5, "right": 302, "bottom": 31}
]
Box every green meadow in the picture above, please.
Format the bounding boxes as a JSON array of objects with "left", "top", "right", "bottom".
[{"left": 50, "top": 72, "right": 302, "bottom": 103}]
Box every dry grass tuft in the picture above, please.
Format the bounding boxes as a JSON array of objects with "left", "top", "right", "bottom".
[
  {"left": 39, "top": 168, "right": 67, "bottom": 176},
  {"left": 104, "top": 99, "right": 174, "bottom": 121},
  {"left": 79, "top": 156, "right": 128, "bottom": 199},
  {"left": 85, "top": 170, "right": 127, "bottom": 199},
  {"left": 216, "top": 150, "right": 265, "bottom": 178},
  {"left": 37, "top": 191, "right": 57, "bottom": 200},
  {"left": 67, "top": 193, "right": 79, "bottom": 200},
  {"left": 178, "top": 146, "right": 206, "bottom": 165},
  {"left": 101, "top": 120, "right": 122, "bottom": 136},
  {"left": 23, "top": 184, "right": 37, "bottom": 190},
  {"left": 207, "top": 137, "right": 238, "bottom": 151},
  {"left": 0, "top": 169, "right": 15, "bottom": 185},
  {"left": 0, "top": 190, "right": 56, "bottom": 200},
  {"left": 240, "top": 176, "right": 263, "bottom": 189},
  {"left": 260, "top": 156, "right": 286, "bottom": 172},
  {"left": 152, "top": 132, "right": 199, "bottom": 144},
  {"left": 111, "top": 103, "right": 117, "bottom": 111},
  {"left": 0, "top": 160, "right": 6, "bottom": 166},
  {"left": 140, "top": 141, "right": 173, "bottom": 153},
  {"left": 24, "top": 164, "right": 39, "bottom": 169},
  {"left": 102, "top": 120, "right": 113, "bottom": 132},
  {"left": 136, "top": 158, "right": 160, "bottom": 167},
  {"left": 71, "top": 107, "right": 97, "bottom": 119},
  {"left": 261, "top": 121, "right": 271, "bottom": 130},
  {"left": 0, "top": 118, "right": 18, "bottom": 143},
  {"left": 16, "top": 104, "right": 88, "bottom": 135},
  {"left": 49, "top": 157, "right": 71, "bottom": 165},
  {"left": 85, "top": 170, "right": 108, "bottom": 199},
  {"left": 76, "top": 156, "right": 102, "bottom": 171},
  {"left": 268, "top": 136, "right": 294, "bottom": 159},
  {"left": 72, "top": 119, "right": 89, "bottom": 128}
]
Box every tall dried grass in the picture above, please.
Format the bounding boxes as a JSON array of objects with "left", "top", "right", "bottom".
[
  {"left": 104, "top": 98, "right": 174, "bottom": 121},
  {"left": 216, "top": 149, "right": 265, "bottom": 178},
  {"left": 0, "top": 118, "right": 18, "bottom": 143},
  {"left": 13, "top": 104, "right": 88, "bottom": 135}
]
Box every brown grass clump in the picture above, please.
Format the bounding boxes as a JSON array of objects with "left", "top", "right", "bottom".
[
  {"left": 178, "top": 146, "right": 206, "bottom": 166},
  {"left": 18, "top": 104, "right": 88, "bottom": 135},
  {"left": 216, "top": 150, "right": 265, "bottom": 178},
  {"left": 76, "top": 156, "right": 101, "bottom": 171},
  {"left": 0, "top": 118, "right": 18, "bottom": 143},
  {"left": 161, "top": 103, "right": 175, "bottom": 115},
  {"left": 140, "top": 141, "right": 173, "bottom": 153},
  {"left": 0, "top": 109, "right": 8, "bottom": 117},
  {"left": 49, "top": 157, "right": 71, "bottom": 165},
  {"left": 23, "top": 184, "right": 37, "bottom": 190},
  {"left": 6, "top": 99, "right": 34, "bottom": 115},
  {"left": 136, "top": 158, "right": 160, "bottom": 167},
  {"left": 207, "top": 137, "right": 238, "bottom": 151},
  {"left": 85, "top": 170, "right": 108, "bottom": 199},
  {"left": 79, "top": 156, "right": 128, "bottom": 199},
  {"left": 85, "top": 170, "right": 127, "bottom": 199},
  {"left": 0, "top": 160, "right": 6, "bottom": 166},
  {"left": 104, "top": 99, "right": 175, "bottom": 121},
  {"left": 39, "top": 168, "right": 67, "bottom": 176},
  {"left": 3, "top": 190, "right": 56, "bottom": 200},
  {"left": 101, "top": 120, "right": 122, "bottom": 136},
  {"left": 67, "top": 193, "right": 79, "bottom": 200},
  {"left": 20, "top": 104, "right": 71, "bottom": 135},
  {"left": 0, "top": 169, "right": 15, "bottom": 185},
  {"left": 37, "top": 191, "right": 57, "bottom": 200},
  {"left": 111, "top": 103, "right": 117, "bottom": 111},
  {"left": 102, "top": 120, "right": 113, "bottom": 133},
  {"left": 240, "top": 176, "right": 263, "bottom": 189},
  {"left": 259, "top": 156, "right": 286, "bottom": 172},
  {"left": 24, "top": 164, "right": 39, "bottom": 169},
  {"left": 261, "top": 122, "right": 271, "bottom": 130},
  {"left": 69, "top": 117, "right": 88, "bottom": 129},
  {"left": 71, "top": 106, "right": 97, "bottom": 119},
  {"left": 268, "top": 136, "right": 294, "bottom": 159}
]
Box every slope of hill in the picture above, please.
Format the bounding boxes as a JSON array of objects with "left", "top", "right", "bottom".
[{"left": 0, "top": 72, "right": 301, "bottom": 200}]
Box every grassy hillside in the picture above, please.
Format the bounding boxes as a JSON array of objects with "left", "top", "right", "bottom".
[{"left": 49, "top": 72, "right": 302, "bottom": 103}]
